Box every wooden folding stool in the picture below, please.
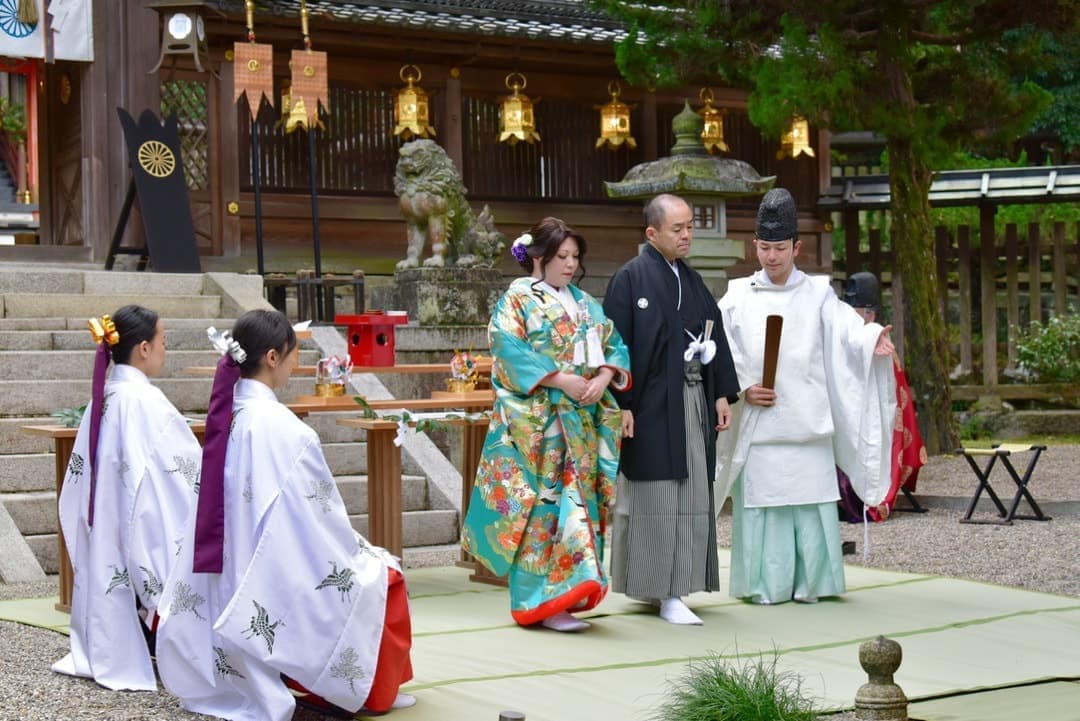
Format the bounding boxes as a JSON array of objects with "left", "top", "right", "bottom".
[{"left": 956, "top": 444, "right": 1051, "bottom": 525}]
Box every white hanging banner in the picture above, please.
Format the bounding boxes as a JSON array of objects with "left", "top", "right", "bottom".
[{"left": 50, "top": 0, "right": 92, "bottom": 62}]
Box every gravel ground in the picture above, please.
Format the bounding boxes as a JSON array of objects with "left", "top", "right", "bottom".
[{"left": 2, "top": 445, "right": 1077, "bottom": 720}]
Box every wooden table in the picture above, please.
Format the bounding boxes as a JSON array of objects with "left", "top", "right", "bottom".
[
  {"left": 19, "top": 422, "right": 206, "bottom": 613},
  {"left": 289, "top": 390, "right": 494, "bottom": 417},
  {"left": 20, "top": 425, "right": 77, "bottom": 612},
  {"left": 336, "top": 393, "right": 493, "bottom": 561},
  {"left": 183, "top": 359, "right": 493, "bottom": 379}
]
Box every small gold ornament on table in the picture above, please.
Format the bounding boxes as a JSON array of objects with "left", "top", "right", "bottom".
[
  {"left": 447, "top": 349, "right": 481, "bottom": 393},
  {"left": 315, "top": 355, "right": 352, "bottom": 397}
]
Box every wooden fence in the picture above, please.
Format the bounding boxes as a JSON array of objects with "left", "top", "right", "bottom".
[{"left": 842, "top": 219, "right": 1079, "bottom": 392}]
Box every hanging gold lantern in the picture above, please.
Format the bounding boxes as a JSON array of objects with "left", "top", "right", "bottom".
[
  {"left": 595, "top": 81, "right": 636, "bottom": 150},
  {"left": 499, "top": 72, "right": 541, "bottom": 145},
  {"left": 697, "top": 88, "right": 729, "bottom": 154},
  {"left": 394, "top": 64, "right": 436, "bottom": 140},
  {"left": 778, "top": 116, "right": 815, "bottom": 159}
]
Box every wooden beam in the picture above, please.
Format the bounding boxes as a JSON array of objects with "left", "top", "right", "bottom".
[
  {"left": 1027, "top": 223, "right": 1042, "bottom": 325},
  {"left": 951, "top": 383, "right": 1079, "bottom": 404},
  {"left": 1053, "top": 221, "right": 1067, "bottom": 316},
  {"left": 218, "top": 57, "right": 241, "bottom": 256},
  {"left": 957, "top": 225, "right": 973, "bottom": 375},
  {"left": 979, "top": 204, "right": 998, "bottom": 386},
  {"left": 444, "top": 68, "right": 464, "bottom": 173},
  {"left": 1004, "top": 223, "right": 1019, "bottom": 373}
]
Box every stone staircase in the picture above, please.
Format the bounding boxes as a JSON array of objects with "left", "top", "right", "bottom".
[{"left": 0, "top": 266, "right": 459, "bottom": 581}]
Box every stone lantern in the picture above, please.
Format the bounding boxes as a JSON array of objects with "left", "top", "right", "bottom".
[{"left": 605, "top": 101, "right": 774, "bottom": 296}]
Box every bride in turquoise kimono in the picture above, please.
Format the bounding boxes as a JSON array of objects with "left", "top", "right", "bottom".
[{"left": 463, "top": 217, "right": 631, "bottom": 632}]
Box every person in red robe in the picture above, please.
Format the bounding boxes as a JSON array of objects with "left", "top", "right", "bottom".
[{"left": 837, "top": 273, "right": 928, "bottom": 522}]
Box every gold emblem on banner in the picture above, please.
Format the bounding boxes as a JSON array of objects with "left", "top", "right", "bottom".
[{"left": 137, "top": 140, "right": 176, "bottom": 178}]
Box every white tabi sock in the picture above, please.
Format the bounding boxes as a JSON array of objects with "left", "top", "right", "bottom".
[
  {"left": 391, "top": 693, "right": 417, "bottom": 709},
  {"left": 660, "top": 597, "right": 703, "bottom": 625},
  {"left": 540, "top": 611, "right": 591, "bottom": 632}
]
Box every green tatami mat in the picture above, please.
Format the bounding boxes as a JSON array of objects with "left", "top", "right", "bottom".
[
  {"left": 908, "top": 680, "right": 1080, "bottom": 721},
  {"left": 5, "top": 559, "right": 1078, "bottom": 721},
  {"left": 391, "top": 558, "right": 1080, "bottom": 721},
  {"left": 0, "top": 596, "right": 68, "bottom": 634}
]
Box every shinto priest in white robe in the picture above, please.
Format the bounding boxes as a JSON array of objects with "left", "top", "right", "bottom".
[
  {"left": 156, "top": 378, "right": 408, "bottom": 721},
  {"left": 52, "top": 363, "right": 202, "bottom": 690},
  {"left": 716, "top": 269, "right": 895, "bottom": 601}
]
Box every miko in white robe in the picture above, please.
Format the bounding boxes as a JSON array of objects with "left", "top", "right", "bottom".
[
  {"left": 716, "top": 268, "right": 895, "bottom": 604},
  {"left": 156, "top": 377, "right": 412, "bottom": 721},
  {"left": 52, "top": 363, "right": 202, "bottom": 690}
]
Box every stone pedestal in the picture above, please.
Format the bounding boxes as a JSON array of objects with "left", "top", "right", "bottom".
[
  {"left": 855, "top": 636, "right": 909, "bottom": 720},
  {"left": 686, "top": 236, "right": 743, "bottom": 298},
  {"left": 393, "top": 267, "right": 504, "bottom": 327}
]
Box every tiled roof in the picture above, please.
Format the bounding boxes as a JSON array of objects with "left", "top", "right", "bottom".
[{"left": 216, "top": 0, "right": 627, "bottom": 44}]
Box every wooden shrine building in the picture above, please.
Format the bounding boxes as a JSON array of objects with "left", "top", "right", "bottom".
[{"left": 11, "top": 0, "right": 834, "bottom": 278}]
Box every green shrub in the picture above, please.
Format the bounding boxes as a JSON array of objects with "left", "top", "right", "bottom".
[
  {"left": 1016, "top": 314, "right": 1080, "bottom": 383},
  {"left": 651, "top": 652, "right": 818, "bottom": 721},
  {"left": 51, "top": 405, "right": 86, "bottom": 428},
  {"left": 958, "top": 412, "right": 993, "bottom": 440}
]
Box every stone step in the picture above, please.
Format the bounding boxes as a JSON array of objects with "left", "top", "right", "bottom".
[
  {"left": 59, "top": 317, "right": 243, "bottom": 332},
  {"left": 303, "top": 411, "right": 376, "bottom": 444},
  {"left": 321, "top": 442, "right": 427, "bottom": 478},
  {"left": 401, "top": 543, "right": 461, "bottom": 570},
  {"left": 323, "top": 442, "right": 367, "bottom": 476},
  {"left": 0, "top": 323, "right": 328, "bottom": 351},
  {"left": 0, "top": 440, "right": 426, "bottom": 499},
  {"left": 24, "top": 317, "right": 239, "bottom": 332},
  {"left": 0, "top": 417, "right": 60, "bottom": 454},
  {"left": 4, "top": 491, "right": 57, "bottom": 536},
  {"left": 0, "top": 269, "right": 86, "bottom": 295},
  {"left": 0, "top": 454, "right": 56, "bottom": 493},
  {"left": 336, "top": 474, "right": 428, "bottom": 514},
  {"left": 0, "top": 349, "right": 321, "bottom": 379},
  {"left": 0, "top": 269, "right": 208, "bottom": 296},
  {"left": 19, "top": 510, "right": 459, "bottom": 575},
  {"left": 81, "top": 271, "right": 208, "bottom": 296},
  {"left": 0, "top": 317, "right": 68, "bottom": 331},
  {"left": 4, "top": 470, "right": 447, "bottom": 537},
  {"left": 0, "top": 376, "right": 314, "bottom": 415},
  {"left": 0, "top": 330, "right": 57, "bottom": 351},
  {"left": 0, "top": 440, "right": 418, "bottom": 495},
  {"left": 348, "top": 509, "right": 459, "bottom": 548},
  {"left": 0, "top": 317, "right": 241, "bottom": 333},
  {"left": 2, "top": 293, "right": 221, "bottom": 319},
  {"left": 321, "top": 442, "right": 426, "bottom": 479},
  {"left": 0, "top": 406, "right": 359, "bottom": 455},
  {"left": 49, "top": 327, "right": 241, "bottom": 351}
]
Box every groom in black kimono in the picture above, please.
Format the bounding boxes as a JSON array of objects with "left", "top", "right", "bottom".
[{"left": 603, "top": 193, "right": 740, "bottom": 625}]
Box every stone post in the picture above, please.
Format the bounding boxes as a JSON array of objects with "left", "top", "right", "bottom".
[{"left": 854, "top": 635, "right": 908, "bottom": 720}]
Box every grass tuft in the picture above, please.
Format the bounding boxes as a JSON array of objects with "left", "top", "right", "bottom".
[{"left": 651, "top": 651, "right": 819, "bottom": 721}]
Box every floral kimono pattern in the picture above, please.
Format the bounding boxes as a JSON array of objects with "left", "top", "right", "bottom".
[{"left": 462, "top": 277, "right": 630, "bottom": 626}]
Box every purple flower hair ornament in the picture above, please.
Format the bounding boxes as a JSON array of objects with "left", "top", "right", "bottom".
[{"left": 510, "top": 232, "right": 533, "bottom": 263}]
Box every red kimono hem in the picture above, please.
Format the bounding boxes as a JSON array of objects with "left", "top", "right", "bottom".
[{"left": 511, "top": 579, "right": 606, "bottom": 627}]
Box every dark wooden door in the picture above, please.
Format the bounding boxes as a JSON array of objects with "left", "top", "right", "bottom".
[{"left": 42, "top": 64, "right": 83, "bottom": 246}]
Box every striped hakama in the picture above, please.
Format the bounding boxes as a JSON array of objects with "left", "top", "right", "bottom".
[{"left": 610, "top": 360, "right": 720, "bottom": 599}]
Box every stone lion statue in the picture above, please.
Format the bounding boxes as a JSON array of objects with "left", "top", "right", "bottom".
[{"left": 393, "top": 139, "right": 506, "bottom": 269}]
